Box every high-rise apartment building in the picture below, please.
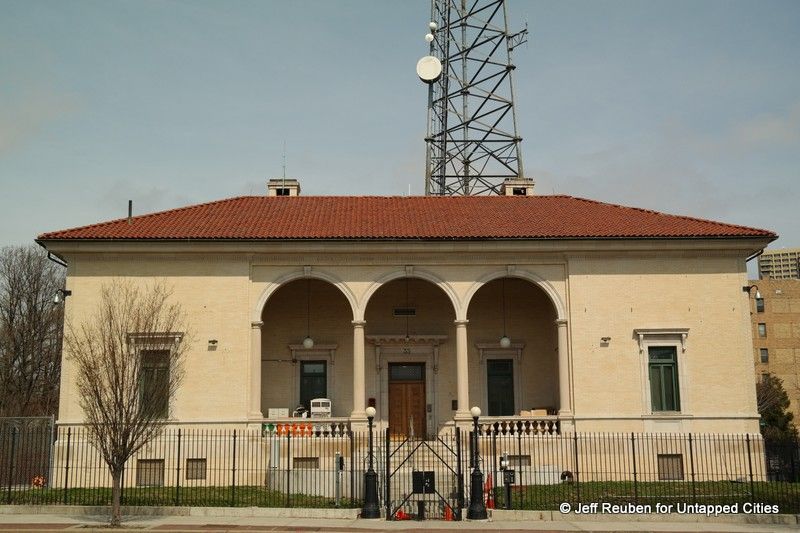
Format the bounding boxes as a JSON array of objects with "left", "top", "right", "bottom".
[
  {"left": 759, "top": 247, "right": 800, "bottom": 280},
  {"left": 748, "top": 279, "right": 800, "bottom": 421}
]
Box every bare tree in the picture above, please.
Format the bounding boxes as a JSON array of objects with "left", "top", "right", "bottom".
[
  {"left": 65, "top": 280, "right": 189, "bottom": 527},
  {"left": 0, "top": 245, "right": 65, "bottom": 417}
]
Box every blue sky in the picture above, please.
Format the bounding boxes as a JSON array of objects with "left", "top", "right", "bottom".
[{"left": 1, "top": 0, "right": 798, "bottom": 266}]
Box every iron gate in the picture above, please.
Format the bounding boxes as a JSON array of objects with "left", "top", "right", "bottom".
[{"left": 384, "top": 428, "right": 464, "bottom": 520}]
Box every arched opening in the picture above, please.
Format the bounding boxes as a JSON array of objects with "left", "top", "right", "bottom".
[
  {"left": 363, "top": 278, "right": 457, "bottom": 437},
  {"left": 466, "top": 277, "right": 559, "bottom": 418},
  {"left": 260, "top": 278, "right": 354, "bottom": 418}
]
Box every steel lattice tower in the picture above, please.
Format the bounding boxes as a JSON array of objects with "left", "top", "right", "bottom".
[{"left": 421, "top": 0, "right": 528, "bottom": 196}]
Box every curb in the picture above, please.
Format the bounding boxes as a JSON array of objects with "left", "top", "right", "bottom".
[{"left": 0, "top": 505, "right": 360, "bottom": 519}]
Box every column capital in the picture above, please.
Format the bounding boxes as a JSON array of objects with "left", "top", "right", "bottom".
[
  {"left": 454, "top": 319, "right": 469, "bottom": 327},
  {"left": 555, "top": 319, "right": 568, "bottom": 327},
  {"left": 352, "top": 320, "right": 366, "bottom": 328},
  {"left": 251, "top": 321, "right": 264, "bottom": 329}
]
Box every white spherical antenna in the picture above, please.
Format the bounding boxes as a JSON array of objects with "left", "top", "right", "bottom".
[
  {"left": 424, "top": 33, "right": 434, "bottom": 43},
  {"left": 416, "top": 55, "right": 442, "bottom": 83},
  {"left": 429, "top": 22, "right": 438, "bottom": 31}
]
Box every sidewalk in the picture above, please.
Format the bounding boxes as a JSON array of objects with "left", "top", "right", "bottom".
[{"left": 1, "top": 508, "right": 799, "bottom": 533}]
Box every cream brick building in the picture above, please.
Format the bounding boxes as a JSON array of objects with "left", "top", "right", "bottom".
[{"left": 38, "top": 186, "right": 776, "bottom": 435}]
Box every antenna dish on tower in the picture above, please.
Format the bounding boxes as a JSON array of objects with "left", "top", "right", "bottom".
[
  {"left": 419, "top": 0, "right": 530, "bottom": 196},
  {"left": 416, "top": 56, "right": 442, "bottom": 83}
]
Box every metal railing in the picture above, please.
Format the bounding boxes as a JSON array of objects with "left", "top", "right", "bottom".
[
  {"left": 477, "top": 430, "right": 799, "bottom": 514},
  {"left": 1, "top": 425, "right": 368, "bottom": 508},
  {"left": 1, "top": 424, "right": 798, "bottom": 514}
]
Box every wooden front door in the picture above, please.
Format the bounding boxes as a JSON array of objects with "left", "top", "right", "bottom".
[{"left": 388, "top": 363, "right": 426, "bottom": 437}]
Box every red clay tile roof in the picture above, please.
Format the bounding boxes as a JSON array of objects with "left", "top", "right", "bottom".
[{"left": 36, "top": 195, "right": 776, "bottom": 241}]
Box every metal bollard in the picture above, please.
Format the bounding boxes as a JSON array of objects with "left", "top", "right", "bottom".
[{"left": 334, "top": 452, "right": 342, "bottom": 507}]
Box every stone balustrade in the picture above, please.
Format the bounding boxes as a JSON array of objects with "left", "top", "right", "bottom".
[{"left": 477, "top": 416, "right": 560, "bottom": 435}]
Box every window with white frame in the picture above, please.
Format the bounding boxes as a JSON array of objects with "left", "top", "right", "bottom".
[
  {"left": 130, "top": 333, "right": 183, "bottom": 420},
  {"left": 634, "top": 329, "right": 688, "bottom": 414},
  {"left": 648, "top": 346, "right": 680, "bottom": 412}
]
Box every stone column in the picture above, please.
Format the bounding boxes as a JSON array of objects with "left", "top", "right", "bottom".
[
  {"left": 454, "top": 319, "right": 471, "bottom": 419},
  {"left": 556, "top": 319, "right": 573, "bottom": 416},
  {"left": 351, "top": 320, "right": 367, "bottom": 419},
  {"left": 248, "top": 321, "right": 264, "bottom": 419}
]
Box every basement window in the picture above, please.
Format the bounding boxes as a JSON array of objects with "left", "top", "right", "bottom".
[
  {"left": 186, "top": 458, "right": 207, "bottom": 480},
  {"left": 508, "top": 454, "right": 531, "bottom": 467},
  {"left": 293, "top": 457, "right": 320, "bottom": 469},
  {"left": 657, "top": 454, "right": 684, "bottom": 481},
  {"left": 136, "top": 459, "right": 165, "bottom": 487}
]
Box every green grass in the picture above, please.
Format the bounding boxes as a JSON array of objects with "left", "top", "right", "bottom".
[
  {"left": 492, "top": 480, "right": 800, "bottom": 513},
  {"left": 5, "top": 485, "right": 361, "bottom": 509},
  {"left": 7, "top": 481, "right": 798, "bottom": 513}
]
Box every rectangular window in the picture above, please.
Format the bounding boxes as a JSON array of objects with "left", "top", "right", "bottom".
[
  {"left": 758, "top": 323, "right": 767, "bottom": 337},
  {"left": 760, "top": 348, "right": 769, "bottom": 363},
  {"left": 186, "top": 458, "right": 206, "bottom": 480},
  {"left": 657, "top": 454, "right": 684, "bottom": 481},
  {"left": 487, "top": 359, "right": 515, "bottom": 416},
  {"left": 756, "top": 298, "right": 765, "bottom": 312},
  {"left": 299, "top": 361, "right": 327, "bottom": 411},
  {"left": 648, "top": 346, "right": 680, "bottom": 412},
  {"left": 140, "top": 350, "right": 170, "bottom": 418},
  {"left": 136, "top": 459, "right": 165, "bottom": 487},
  {"left": 293, "top": 457, "right": 320, "bottom": 469},
  {"left": 389, "top": 363, "right": 424, "bottom": 381},
  {"left": 508, "top": 454, "right": 531, "bottom": 467}
]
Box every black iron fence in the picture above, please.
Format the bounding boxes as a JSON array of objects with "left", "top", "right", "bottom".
[
  {"left": 478, "top": 427, "right": 800, "bottom": 514},
  {"left": 1, "top": 422, "right": 798, "bottom": 515},
  {"left": 1, "top": 423, "right": 368, "bottom": 508}
]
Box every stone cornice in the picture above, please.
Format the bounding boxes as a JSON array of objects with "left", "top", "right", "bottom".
[{"left": 42, "top": 236, "right": 772, "bottom": 260}]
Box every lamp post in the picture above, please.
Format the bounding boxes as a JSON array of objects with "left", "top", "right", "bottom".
[
  {"left": 467, "top": 406, "right": 488, "bottom": 520},
  {"left": 362, "top": 406, "right": 380, "bottom": 518}
]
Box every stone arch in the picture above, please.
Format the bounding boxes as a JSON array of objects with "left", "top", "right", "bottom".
[
  {"left": 357, "top": 268, "right": 460, "bottom": 322},
  {"left": 251, "top": 267, "right": 358, "bottom": 323},
  {"left": 462, "top": 268, "right": 566, "bottom": 320}
]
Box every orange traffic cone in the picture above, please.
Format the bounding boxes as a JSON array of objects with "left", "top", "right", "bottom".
[{"left": 485, "top": 473, "right": 495, "bottom": 509}]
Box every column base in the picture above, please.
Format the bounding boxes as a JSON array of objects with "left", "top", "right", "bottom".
[
  {"left": 558, "top": 412, "right": 575, "bottom": 434},
  {"left": 350, "top": 412, "right": 369, "bottom": 431},
  {"left": 453, "top": 412, "right": 474, "bottom": 430},
  {"left": 247, "top": 411, "right": 264, "bottom": 420}
]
